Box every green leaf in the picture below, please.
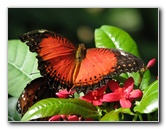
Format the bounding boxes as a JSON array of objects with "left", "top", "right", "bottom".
[
  {"left": 113, "top": 72, "right": 143, "bottom": 88},
  {"left": 95, "top": 25, "right": 140, "bottom": 57},
  {"left": 140, "top": 69, "right": 151, "bottom": 90},
  {"left": 8, "top": 40, "right": 41, "bottom": 97},
  {"left": 126, "top": 69, "right": 150, "bottom": 89},
  {"left": 134, "top": 80, "right": 158, "bottom": 113},
  {"left": 127, "top": 72, "right": 142, "bottom": 86},
  {"left": 8, "top": 97, "right": 21, "bottom": 121},
  {"left": 21, "top": 98, "right": 101, "bottom": 121},
  {"left": 100, "top": 108, "right": 134, "bottom": 121}
]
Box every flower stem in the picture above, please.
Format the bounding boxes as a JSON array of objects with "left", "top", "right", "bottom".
[{"left": 133, "top": 112, "right": 143, "bottom": 121}]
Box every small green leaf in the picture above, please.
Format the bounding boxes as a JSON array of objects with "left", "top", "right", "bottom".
[
  {"left": 134, "top": 80, "right": 158, "bottom": 113},
  {"left": 95, "top": 25, "right": 140, "bottom": 57},
  {"left": 113, "top": 72, "right": 143, "bottom": 88},
  {"left": 8, "top": 40, "right": 41, "bottom": 97},
  {"left": 140, "top": 69, "right": 151, "bottom": 90},
  {"left": 100, "top": 108, "right": 134, "bottom": 121},
  {"left": 126, "top": 69, "right": 150, "bottom": 89},
  {"left": 21, "top": 98, "right": 101, "bottom": 121},
  {"left": 127, "top": 72, "right": 142, "bottom": 86}
]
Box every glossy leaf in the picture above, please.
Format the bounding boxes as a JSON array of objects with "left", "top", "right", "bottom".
[
  {"left": 100, "top": 108, "right": 134, "bottom": 121},
  {"left": 8, "top": 40, "right": 41, "bottom": 97},
  {"left": 134, "top": 80, "right": 158, "bottom": 113},
  {"left": 95, "top": 25, "right": 140, "bottom": 57},
  {"left": 21, "top": 98, "right": 101, "bottom": 121}
]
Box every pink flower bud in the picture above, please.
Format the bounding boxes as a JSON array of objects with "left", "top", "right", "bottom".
[{"left": 146, "top": 58, "right": 156, "bottom": 69}]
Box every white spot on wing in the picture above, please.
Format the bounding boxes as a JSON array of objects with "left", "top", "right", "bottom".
[
  {"left": 38, "top": 29, "right": 47, "bottom": 33},
  {"left": 119, "top": 50, "right": 127, "bottom": 56}
]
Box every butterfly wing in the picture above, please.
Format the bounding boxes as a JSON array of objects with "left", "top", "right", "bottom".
[
  {"left": 73, "top": 48, "right": 144, "bottom": 91},
  {"left": 19, "top": 30, "right": 76, "bottom": 89},
  {"left": 16, "top": 77, "right": 56, "bottom": 116}
]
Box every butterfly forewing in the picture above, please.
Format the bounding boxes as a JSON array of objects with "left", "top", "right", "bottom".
[{"left": 19, "top": 30, "right": 77, "bottom": 88}]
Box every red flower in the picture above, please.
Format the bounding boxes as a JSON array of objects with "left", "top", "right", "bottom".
[
  {"left": 102, "top": 77, "right": 143, "bottom": 108},
  {"left": 56, "top": 89, "right": 75, "bottom": 98},
  {"left": 80, "top": 85, "right": 107, "bottom": 106},
  {"left": 67, "top": 115, "right": 79, "bottom": 121},
  {"left": 49, "top": 115, "right": 67, "bottom": 121}
]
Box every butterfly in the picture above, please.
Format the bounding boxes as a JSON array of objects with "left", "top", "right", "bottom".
[
  {"left": 19, "top": 29, "right": 144, "bottom": 93},
  {"left": 16, "top": 29, "right": 145, "bottom": 119}
]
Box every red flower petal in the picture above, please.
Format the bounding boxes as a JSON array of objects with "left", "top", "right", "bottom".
[
  {"left": 68, "top": 115, "right": 79, "bottom": 121},
  {"left": 123, "top": 77, "right": 134, "bottom": 94},
  {"left": 93, "top": 99, "right": 103, "bottom": 106},
  {"left": 81, "top": 92, "right": 94, "bottom": 103},
  {"left": 49, "top": 115, "right": 61, "bottom": 121},
  {"left": 97, "top": 85, "right": 107, "bottom": 93},
  {"left": 102, "top": 93, "right": 121, "bottom": 102},
  {"left": 56, "top": 89, "right": 70, "bottom": 98},
  {"left": 120, "top": 98, "right": 132, "bottom": 108},
  {"left": 129, "top": 89, "right": 143, "bottom": 98},
  {"left": 107, "top": 80, "right": 120, "bottom": 91}
]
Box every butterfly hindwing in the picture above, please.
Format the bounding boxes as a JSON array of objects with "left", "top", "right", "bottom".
[{"left": 16, "top": 77, "right": 56, "bottom": 116}]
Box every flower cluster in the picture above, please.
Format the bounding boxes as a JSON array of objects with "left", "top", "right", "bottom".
[
  {"left": 80, "top": 77, "right": 142, "bottom": 108},
  {"left": 54, "top": 77, "right": 143, "bottom": 121}
]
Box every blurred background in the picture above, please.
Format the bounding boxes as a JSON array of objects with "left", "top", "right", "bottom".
[{"left": 8, "top": 8, "right": 158, "bottom": 82}]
